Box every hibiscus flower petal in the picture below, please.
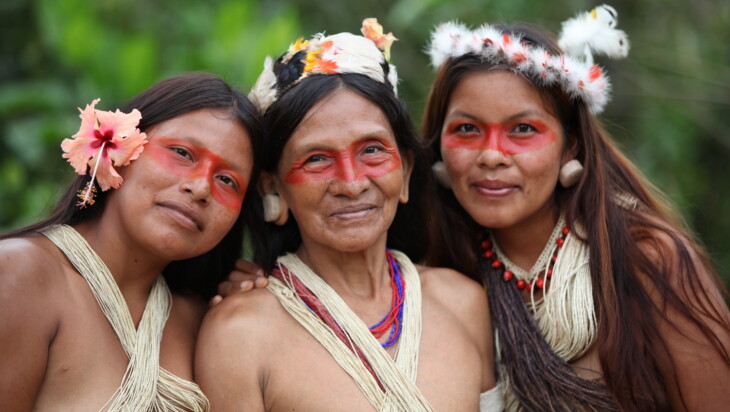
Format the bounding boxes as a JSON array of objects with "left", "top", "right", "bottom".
[
  {"left": 90, "top": 151, "right": 124, "bottom": 191},
  {"left": 96, "top": 108, "right": 143, "bottom": 140},
  {"left": 73, "top": 98, "right": 101, "bottom": 140},
  {"left": 61, "top": 135, "right": 98, "bottom": 175},
  {"left": 108, "top": 129, "right": 148, "bottom": 166}
]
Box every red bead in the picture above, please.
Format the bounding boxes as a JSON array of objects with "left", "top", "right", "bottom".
[
  {"left": 547, "top": 268, "right": 553, "bottom": 278},
  {"left": 517, "top": 279, "right": 526, "bottom": 290},
  {"left": 484, "top": 250, "right": 495, "bottom": 259},
  {"left": 481, "top": 239, "right": 493, "bottom": 250},
  {"left": 551, "top": 255, "right": 557, "bottom": 263},
  {"left": 556, "top": 238, "right": 565, "bottom": 247},
  {"left": 562, "top": 226, "right": 570, "bottom": 236},
  {"left": 491, "top": 259, "right": 502, "bottom": 269},
  {"left": 503, "top": 270, "right": 513, "bottom": 281},
  {"left": 535, "top": 278, "right": 545, "bottom": 288},
  {"left": 525, "top": 282, "right": 532, "bottom": 292}
]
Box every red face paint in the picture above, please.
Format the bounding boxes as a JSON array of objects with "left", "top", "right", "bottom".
[
  {"left": 146, "top": 137, "right": 246, "bottom": 212},
  {"left": 284, "top": 139, "right": 402, "bottom": 184},
  {"left": 442, "top": 119, "right": 557, "bottom": 155}
]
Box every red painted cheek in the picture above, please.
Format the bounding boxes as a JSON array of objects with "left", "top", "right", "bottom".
[
  {"left": 145, "top": 141, "right": 246, "bottom": 212},
  {"left": 284, "top": 144, "right": 402, "bottom": 184}
]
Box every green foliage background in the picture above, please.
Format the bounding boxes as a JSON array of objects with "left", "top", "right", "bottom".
[{"left": 1, "top": 0, "right": 728, "bottom": 287}]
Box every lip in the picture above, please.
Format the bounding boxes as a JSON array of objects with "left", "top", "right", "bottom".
[
  {"left": 472, "top": 179, "right": 518, "bottom": 198},
  {"left": 330, "top": 204, "right": 376, "bottom": 220},
  {"left": 158, "top": 201, "right": 204, "bottom": 231}
]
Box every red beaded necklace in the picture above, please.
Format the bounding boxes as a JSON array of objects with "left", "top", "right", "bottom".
[{"left": 479, "top": 225, "right": 570, "bottom": 292}]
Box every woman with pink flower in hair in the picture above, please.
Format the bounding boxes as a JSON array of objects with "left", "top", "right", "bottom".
[{"left": 0, "top": 73, "right": 261, "bottom": 411}]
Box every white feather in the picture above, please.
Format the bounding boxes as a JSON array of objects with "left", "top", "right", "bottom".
[
  {"left": 558, "top": 4, "right": 629, "bottom": 62},
  {"left": 248, "top": 56, "right": 277, "bottom": 113}
]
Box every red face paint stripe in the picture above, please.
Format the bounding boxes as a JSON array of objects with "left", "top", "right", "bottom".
[
  {"left": 145, "top": 137, "right": 246, "bottom": 212},
  {"left": 284, "top": 140, "right": 402, "bottom": 184},
  {"left": 442, "top": 119, "right": 557, "bottom": 155}
]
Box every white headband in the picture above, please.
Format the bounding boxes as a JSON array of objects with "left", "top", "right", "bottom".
[
  {"left": 249, "top": 18, "right": 399, "bottom": 113},
  {"left": 427, "top": 5, "right": 629, "bottom": 114}
]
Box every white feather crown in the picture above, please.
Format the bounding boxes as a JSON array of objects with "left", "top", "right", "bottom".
[
  {"left": 249, "top": 18, "right": 399, "bottom": 113},
  {"left": 427, "top": 5, "right": 629, "bottom": 114}
]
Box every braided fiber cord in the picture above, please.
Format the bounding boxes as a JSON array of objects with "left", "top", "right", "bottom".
[{"left": 481, "top": 257, "right": 618, "bottom": 411}]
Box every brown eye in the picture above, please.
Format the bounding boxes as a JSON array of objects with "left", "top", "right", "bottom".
[
  {"left": 511, "top": 123, "right": 537, "bottom": 134},
  {"left": 455, "top": 123, "right": 479, "bottom": 133},
  {"left": 171, "top": 147, "right": 193, "bottom": 161}
]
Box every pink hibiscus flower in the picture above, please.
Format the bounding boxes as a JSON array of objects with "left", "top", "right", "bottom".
[{"left": 61, "top": 98, "right": 148, "bottom": 206}]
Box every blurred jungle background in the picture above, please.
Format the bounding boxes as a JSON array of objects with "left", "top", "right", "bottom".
[{"left": 1, "top": 0, "right": 728, "bottom": 287}]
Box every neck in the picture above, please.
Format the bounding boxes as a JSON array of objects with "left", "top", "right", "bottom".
[
  {"left": 492, "top": 201, "right": 560, "bottom": 271},
  {"left": 73, "top": 218, "right": 168, "bottom": 318},
  {"left": 295, "top": 237, "right": 391, "bottom": 301}
]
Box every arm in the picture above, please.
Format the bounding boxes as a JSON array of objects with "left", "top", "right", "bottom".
[
  {"left": 195, "top": 293, "right": 269, "bottom": 411},
  {"left": 0, "top": 238, "right": 60, "bottom": 409},
  {"left": 641, "top": 229, "right": 730, "bottom": 411}
]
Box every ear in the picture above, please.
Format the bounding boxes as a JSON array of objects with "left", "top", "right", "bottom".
[
  {"left": 258, "top": 171, "right": 289, "bottom": 226},
  {"left": 399, "top": 149, "right": 415, "bottom": 204}
]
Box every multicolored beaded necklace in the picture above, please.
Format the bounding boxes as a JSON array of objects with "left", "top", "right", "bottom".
[
  {"left": 273, "top": 249, "right": 406, "bottom": 348},
  {"left": 479, "top": 215, "right": 570, "bottom": 292}
]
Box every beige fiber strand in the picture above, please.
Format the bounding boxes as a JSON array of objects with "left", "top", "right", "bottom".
[
  {"left": 491, "top": 215, "right": 597, "bottom": 362},
  {"left": 267, "top": 250, "right": 434, "bottom": 412},
  {"left": 42, "top": 225, "right": 209, "bottom": 412}
]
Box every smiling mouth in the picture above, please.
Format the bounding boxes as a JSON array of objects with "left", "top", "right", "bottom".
[
  {"left": 473, "top": 180, "right": 518, "bottom": 198},
  {"left": 330, "top": 204, "right": 376, "bottom": 220},
  {"left": 158, "top": 201, "right": 204, "bottom": 231}
]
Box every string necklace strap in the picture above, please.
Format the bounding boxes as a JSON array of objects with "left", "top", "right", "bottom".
[
  {"left": 368, "top": 250, "right": 405, "bottom": 347},
  {"left": 42, "top": 225, "right": 209, "bottom": 412},
  {"left": 267, "top": 250, "right": 433, "bottom": 412},
  {"left": 481, "top": 214, "right": 597, "bottom": 362}
]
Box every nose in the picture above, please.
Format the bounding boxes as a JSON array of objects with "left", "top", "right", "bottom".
[
  {"left": 181, "top": 176, "right": 212, "bottom": 205},
  {"left": 329, "top": 175, "right": 371, "bottom": 197},
  {"left": 476, "top": 148, "right": 511, "bottom": 169}
]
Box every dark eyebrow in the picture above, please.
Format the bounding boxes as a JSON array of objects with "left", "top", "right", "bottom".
[{"left": 445, "top": 109, "right": 549, "bottom": 123}]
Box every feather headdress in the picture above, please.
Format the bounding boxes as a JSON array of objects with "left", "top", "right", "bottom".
[
  {"left": 249, "top": 18, "right": 398, "bottom": 113},
  {"left": 427, "top": 5, "right": 629, "bottom": 114}
]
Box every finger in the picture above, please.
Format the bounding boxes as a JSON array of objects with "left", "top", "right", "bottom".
[
  {"left": 209, "top": 295, "right": 223, "bottom": 307},
  {"left": 254, "top": 276, "right": 269, "bottom": 288},
  {"left": 234, "top": 258, "right": 264, "bottom": 277}
]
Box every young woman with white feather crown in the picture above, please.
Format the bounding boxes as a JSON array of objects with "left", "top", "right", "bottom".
[{"left": 424, "top": 4, "right": 730, "bottom": 411}]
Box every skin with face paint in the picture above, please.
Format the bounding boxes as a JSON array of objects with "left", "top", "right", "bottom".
[
  {"left": 0, "top": 107, "right": 253, "bottom": 410},
  {"left": 441, "top": 70, "right": 569, "bottom": 241},
  {"left": 274, "top": 91, "right": 407, "bottom": 253},
  {"left": 197, "top": 88, "right": 494, "bottom": 412}
]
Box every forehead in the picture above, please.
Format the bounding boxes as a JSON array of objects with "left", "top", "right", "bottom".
[
  {"left": 286, "top": 89, "right": 395, "bottom": 152},
  {"left": 448, "top": 70, "right": 549, "bottom": 115},
  {"left": 148, "top": 108, "right": 252, "bottom": 171}
]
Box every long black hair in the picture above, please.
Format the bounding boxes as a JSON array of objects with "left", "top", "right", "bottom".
[
  {"left": 1, "top": 73, "right": 263, "bottom": 299},
  {"left": 253, "top": 73, "right": 434, "bottom": 273}
]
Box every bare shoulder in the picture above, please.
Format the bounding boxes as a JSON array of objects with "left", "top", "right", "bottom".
[
  {"left": 197, "top": 287, "right": 286, "bottom": 365},
  {"left": 416, "top": 264, "right": 490, "bottom": 345},
  {"left": 203, "top": 287, "right": 283, "bottom": 334},
  {"left": 0, "top": 235, "right": 68, "bottom": 299},
  {"left": 417, "top": 264, "right": 487, "bottom": 311},
  {"left": 195, "top": 287, "right": 283, "bottom": 410}
]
